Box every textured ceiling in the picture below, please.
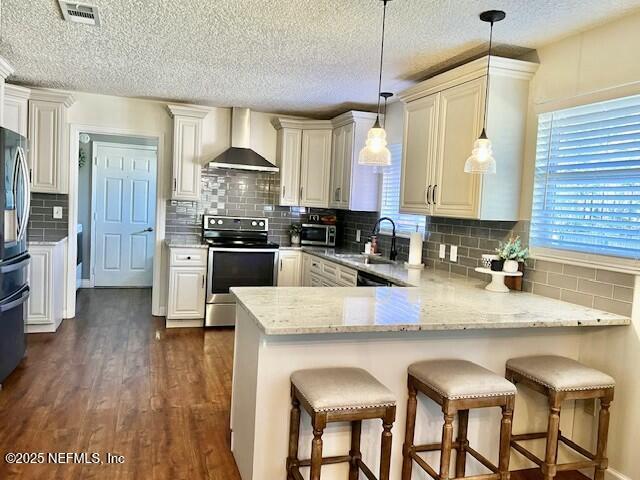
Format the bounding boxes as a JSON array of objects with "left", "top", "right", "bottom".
[{"left": 1, "top": 0, "right": 640, "bottom": 116}]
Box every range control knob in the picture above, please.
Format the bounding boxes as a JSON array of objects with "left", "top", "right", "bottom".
[
  {"left": 217, "top": 219, "right": 223, "bottom": 225},
  {"left": 209, "top": 219, "right": 215, "bottom": 224},
  {"left": 251, "top": 221, "right": 257, "bottom": 226},
  {"left": 258, "top": 222, "right": 265, "bottom": 227}
]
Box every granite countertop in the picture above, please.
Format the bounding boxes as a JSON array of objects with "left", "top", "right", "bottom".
[
  {"left": 164, "top": 235, "right": 208, "bottom": 249},
  {"left": 28, "top": 235, "right": 68, "bottom": 246},
  {"left": 231, "top": 248, "right": 631, "bottom": 335}
]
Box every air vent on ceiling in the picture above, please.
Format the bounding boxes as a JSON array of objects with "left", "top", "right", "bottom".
[{"left": 58, "top": 1, "right": 101, "bottom": 26}]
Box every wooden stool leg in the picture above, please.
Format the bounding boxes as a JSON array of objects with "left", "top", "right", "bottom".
[
  {"left": 542, "top": 395, "right": 561, "bottom": 480},
  {"left": 286, "top": 394, "right": 301, "bottom": 478},
  {"left": 594, "top": 396, "right": 612, "bottom": 480},
  {"left": 401, "top": 379, "right": 418, "bottom": 480},
  {"left": 455, "top": 409, "right": 469, "bottom": 477},
  {"left": 498, "top": 398, "right": 515, "bottom": 480},
  {"left": 379, "top": 406, "right": 395, "bottom": 480},
  {"left": 349, "top": 420, "right": 362, "bottom": 480},
  {"left": 439, "top": 409, "right": 455, "bottom": 480},
  {"left": 310, "top": 423, "right": 324, "bottom": 480}
]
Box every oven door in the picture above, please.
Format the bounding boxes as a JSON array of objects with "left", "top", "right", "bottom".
[
  {"left": 207, "top": 248, "right": 278, "bottom": 303},
  {"left": 300, "top": 225, "right": 329, "bottom": 246}
]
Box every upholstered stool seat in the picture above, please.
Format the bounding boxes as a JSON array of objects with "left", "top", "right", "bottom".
[
  {"left": 506, "top": 355, "right": 615, "bottom": 480},
  {"left": 506, "top": 355, "right": 615, "bottom": 392},
  {"left": 402, "top": 359, "right": 516, "bottom": 480},
  {"left": 287, "top": 367, "right": 396, "bottom": 480},
  {"left": 409, "top": 359, "right": 517, "bottom": 400},
  {"left": 291, "top": 367, "right": 396, "bottom": 412}
]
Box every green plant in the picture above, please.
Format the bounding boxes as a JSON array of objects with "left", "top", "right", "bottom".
[
  {"left": 495, "top": 236, "right": 529, "bottom": 261},
  {"left": 288, "top": 223, "right": 302, "bottom": 236}
]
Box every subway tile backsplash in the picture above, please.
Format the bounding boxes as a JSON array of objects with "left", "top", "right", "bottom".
[
  {"left": 165, "top": 166, "right": 334, "bottom": 246},
  {"left": 337, "top": 211, "right": 634, "bottom": 316},
  {"left": 27, "top": 193, "right": 69, "bottom": 242}
]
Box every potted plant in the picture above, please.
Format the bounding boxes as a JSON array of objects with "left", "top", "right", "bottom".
[
  {"left": 495, "top": 236, "right": 529, "bottom": 273},
  {"left": 289, "top": 223, "right": 302, "bottom": 246}
]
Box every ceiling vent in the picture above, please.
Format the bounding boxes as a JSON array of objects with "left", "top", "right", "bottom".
[{"left": 58, "top": 1, "right": 101, "bottom": 26}]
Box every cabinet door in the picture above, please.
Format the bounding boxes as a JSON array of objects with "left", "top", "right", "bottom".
[
  {"left": 277, "top": 128, "right": 302, "bottom": 206},
  {"left": 3, "top": 91, "right": 28, "bottom": 136},
  {"left": 167, "top": 268, "right": 206, "bottom": 319},
  {"left": 432, "top": 78, "right": 484, "bottom": 218},
  {"left": 27, "top": 249, "right": 50, "bottom": 324},
  {"left": 400, "top": 94, "right": 438, "bottom": 214},
  {"left": 277, "top": 251, "right": 301, "bottom": 286},
  {"left": 172, "top": 116, "right": 202, "bottom": 201},
  {"left": 329, "top": 126, "right": 345, "bottom": 208},
  {"left": 28, "top": 100, "right": 66, "bottom": 194},
  {"left": 338, "top": 122, "right": 354, "bottom": 209},
  {"left": 300, "top": 129, "right": 331, "bottom": 208},
  {"left": 301, "top": 253, "right": 312, "bottom": 286}
]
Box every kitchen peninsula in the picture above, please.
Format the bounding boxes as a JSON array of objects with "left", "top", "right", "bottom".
[{"left": 229, "top": 250, "right": 630, "bottom": 480}]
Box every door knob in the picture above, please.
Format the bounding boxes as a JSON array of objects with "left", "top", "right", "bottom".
[{"left": 135, "top": 227, "right": 154, "bottom": 234}]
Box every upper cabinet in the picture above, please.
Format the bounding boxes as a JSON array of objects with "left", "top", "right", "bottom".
[
  {"left": 167, "top": 104, "right": 210, "bottom": 202},
  {"left": 273, "top": 111, "right": 381, "bottom": 210},
  {"left": 329, "top": 111, "right": 380, "bottom": 211},
  {"left": 272, "top": 118, "right": 332, "bottom": 208},
  {"left": 3, "top": 84, "right": 30, "bottom": 136},
  {"left": 399, "top": 56, "right": 538, "bottom": 220},
  {"left": 28, "top": 89, "right": 75, "bottom": 194}
]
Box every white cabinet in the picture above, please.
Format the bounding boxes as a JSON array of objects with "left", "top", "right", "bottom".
[
  {"left": 329, "top": 111, "right": 380, "bottom": 211},
  {"left": 167, "top": 104, "right": 210, "bottom": 201},
  {"left": 277, "top": 250, "right": 301, "bottom": 286},
  {"left": 307, "top": 254, "right": 357, "bottom": 287},
  {"left": 272, "top": 118, "right": 333, "bottom": 208},
  {"left": 27, "top": 239, "right": 66, "bottom": 333},
  {"left": 28, "top": 90, "right": 75, "bottom": 194},
  {"left": 166, "top": 246, "right": 207, "bottom": 324},
  {"left": 301, "top": 252, "right": 313, "bottom": 286},
  {"left": 3, "top": 84, "right": 30, "bottom": 136},
  {"left": 399, "top": 56, "right": 538, "bottom": 220},
  {"left": 300, "top": 129, "right": 332, "bottom": 207}
]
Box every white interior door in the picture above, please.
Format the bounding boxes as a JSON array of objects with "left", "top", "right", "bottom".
[{"left": 93, "top": 142, "right": 157, "bottom": 287}]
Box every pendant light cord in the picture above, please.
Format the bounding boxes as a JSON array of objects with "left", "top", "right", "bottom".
[
  {"left": 482, "top": 20, "right": 494, "bottom": 136},
  {"left": 375, "top": 0, "right": 388, "bottom": 120}
]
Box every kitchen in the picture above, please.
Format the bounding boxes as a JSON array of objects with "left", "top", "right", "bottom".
[{"left": 0, "top": 1, "right": 639, "bottom": 480}]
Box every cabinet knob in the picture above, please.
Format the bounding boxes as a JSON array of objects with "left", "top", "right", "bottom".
[{"left": 186, "top": 256, "right": 191, "bottom": 260}]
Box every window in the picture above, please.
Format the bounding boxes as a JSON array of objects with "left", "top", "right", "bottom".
[
  {"left": 379, "top": 144, "right": 426, "bottom": 236},
  {"left": 531, "top": 93, "right": 640, "bottom": 270}
]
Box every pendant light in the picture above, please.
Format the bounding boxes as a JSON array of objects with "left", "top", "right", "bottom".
[
  {"left": 359, "top": 0, "right": 392, "bottom": 166},
  {"left": 464, "top": 10, "right": 505, "bottom": 175}
]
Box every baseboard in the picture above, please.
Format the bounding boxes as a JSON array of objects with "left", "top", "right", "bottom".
[{"left": 165, "top": 319, "right": 204, "bottom": 329}]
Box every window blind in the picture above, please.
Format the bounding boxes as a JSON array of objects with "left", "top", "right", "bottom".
[
  {"left": 531, "top": 93, "right": 640, "bottom": 263},
  {"left": 379, "top": 144, "right": 426, "bottom": 236}
]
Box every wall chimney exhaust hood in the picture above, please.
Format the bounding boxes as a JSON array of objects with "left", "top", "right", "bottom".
[{"left": 209, "top": 107, "right": 279, "bottom": 173}]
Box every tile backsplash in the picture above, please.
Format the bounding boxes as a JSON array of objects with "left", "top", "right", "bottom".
[
  {"left": 27, "top": 193, "right": 69, "bottom": 241},
  {"left": 165, "top": 166, "right": 334, "bottom": 245},
  {"left": 337, "top": 211, "right": 634, "bottom": 316}
]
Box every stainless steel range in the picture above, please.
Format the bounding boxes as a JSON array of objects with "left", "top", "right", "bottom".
[{"left": 203, "top": 215, "right": 279, "bottom": 327}]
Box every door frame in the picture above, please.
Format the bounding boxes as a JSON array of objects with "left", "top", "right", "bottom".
[
  {"left": 90, "top": 140, "right": 158, "bottom": 288},
  {"left": 68, "top": 124, "right": 167, "bottom": 318}
]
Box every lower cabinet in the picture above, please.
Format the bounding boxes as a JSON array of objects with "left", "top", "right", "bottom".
[
  {"left": 166, "top": 247, "right": 207, "bottom": 327},
  {"left": 277, "top": 250, "right": 302, "bottom": 286},
  {"left": 27, "top": 239, "right": 66, "bottom": 333},
  {"left": 304, "top": 253, "right": 357, "bottom": 287}
]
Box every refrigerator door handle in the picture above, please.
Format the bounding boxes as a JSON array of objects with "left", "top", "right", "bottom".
[
  {"left": 0, "top": 286, "right": 30, "bottom": 313},
  {"left": 16, "top": 147, "right": 30, "bottom": 242}
]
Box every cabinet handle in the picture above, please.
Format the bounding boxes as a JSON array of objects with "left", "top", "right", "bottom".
[
  {"left": 282, "top": 185, "right": 286, "bottom": 198},
  {"left": 432, "top": 184, "right": 438, "bottom": 205},
  {"left": 337, "top": 187, "right": 341, "bottom": 202},
  {"left": 299, "top": 186, "right": 303, "bottom": 199},
  {"left": 29, "top": 168, "right": 33, "bottom": 182},
  {"left": 173, "top": 178, "right": 177, "bottom": 191},
  {"left": 280, "top": 259, "right": 283, "bottom": 271},
  {"left": 201, "top": 274, "right": 205, "bottom": 288},
  {"left": 425, "top": 185, "right": 432, "bottom": 205}
]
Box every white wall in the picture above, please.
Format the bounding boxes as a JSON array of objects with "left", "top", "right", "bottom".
[
  {"left": 65, "top": 92, "right": 287, "bottom": 315},
  {"left": 515, "top": 12, "right": 640, "bottom": 480}
]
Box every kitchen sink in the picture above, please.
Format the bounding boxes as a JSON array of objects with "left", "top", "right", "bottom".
[{"left": 334, "top": 254, "right": 395, "bottom": 265}]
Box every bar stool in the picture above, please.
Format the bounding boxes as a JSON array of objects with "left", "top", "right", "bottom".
[
  {"left": 287, "top": 367, "right": 396, "bottom": 480},
  {"left": 506, "top": 355, "right": 615, "bottom": 480},
  {"left": 401, "top": 359, "right": 517, "bottom": 480}
]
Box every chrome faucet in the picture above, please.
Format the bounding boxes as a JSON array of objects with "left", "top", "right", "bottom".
[{"left": 371, "top": 217, "right": 398, "bottom": 261}]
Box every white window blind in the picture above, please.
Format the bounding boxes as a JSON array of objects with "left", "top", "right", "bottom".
[
  {"left": 531, "top": 94, "right": 640, "bottom": 265},
  {"left": 379, "top": 144, "right": 426, "bottom": 236}
]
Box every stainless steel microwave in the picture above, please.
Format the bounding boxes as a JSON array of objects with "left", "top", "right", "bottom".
[{"left": 300, "top": 224, "right": 336, "bottom": 247}]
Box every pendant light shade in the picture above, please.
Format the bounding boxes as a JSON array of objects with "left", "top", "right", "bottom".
[
  {"left": 359, "top": 0, "right": 392, "bottom": 166},
  {"left": 464, "top": 10, "right": 505, "bottom": 175}
]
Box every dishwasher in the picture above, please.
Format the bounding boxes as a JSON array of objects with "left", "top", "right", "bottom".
[{"left": 356, "top": 270, "right": 395, "bottom": 287}]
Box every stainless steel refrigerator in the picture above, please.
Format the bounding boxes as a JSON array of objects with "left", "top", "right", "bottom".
[{"left": 0, "top": 127, "right": 30, "bottom": 384}]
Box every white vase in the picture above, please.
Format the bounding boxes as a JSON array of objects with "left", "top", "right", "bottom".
[
  {"left": 503, "top": 259, "right": 519, "bottom": 273},
  {"left": 291, "top": 234, "right": 300, "bottom": 246}
]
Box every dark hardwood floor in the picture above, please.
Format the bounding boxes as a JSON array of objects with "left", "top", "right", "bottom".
[{"left": 0, "top": 289, "right": 589, "bottom": 480}]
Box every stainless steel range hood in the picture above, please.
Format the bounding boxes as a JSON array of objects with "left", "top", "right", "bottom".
[{"left": 209, "top": 107, "right": 279, "bottom": 173}]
